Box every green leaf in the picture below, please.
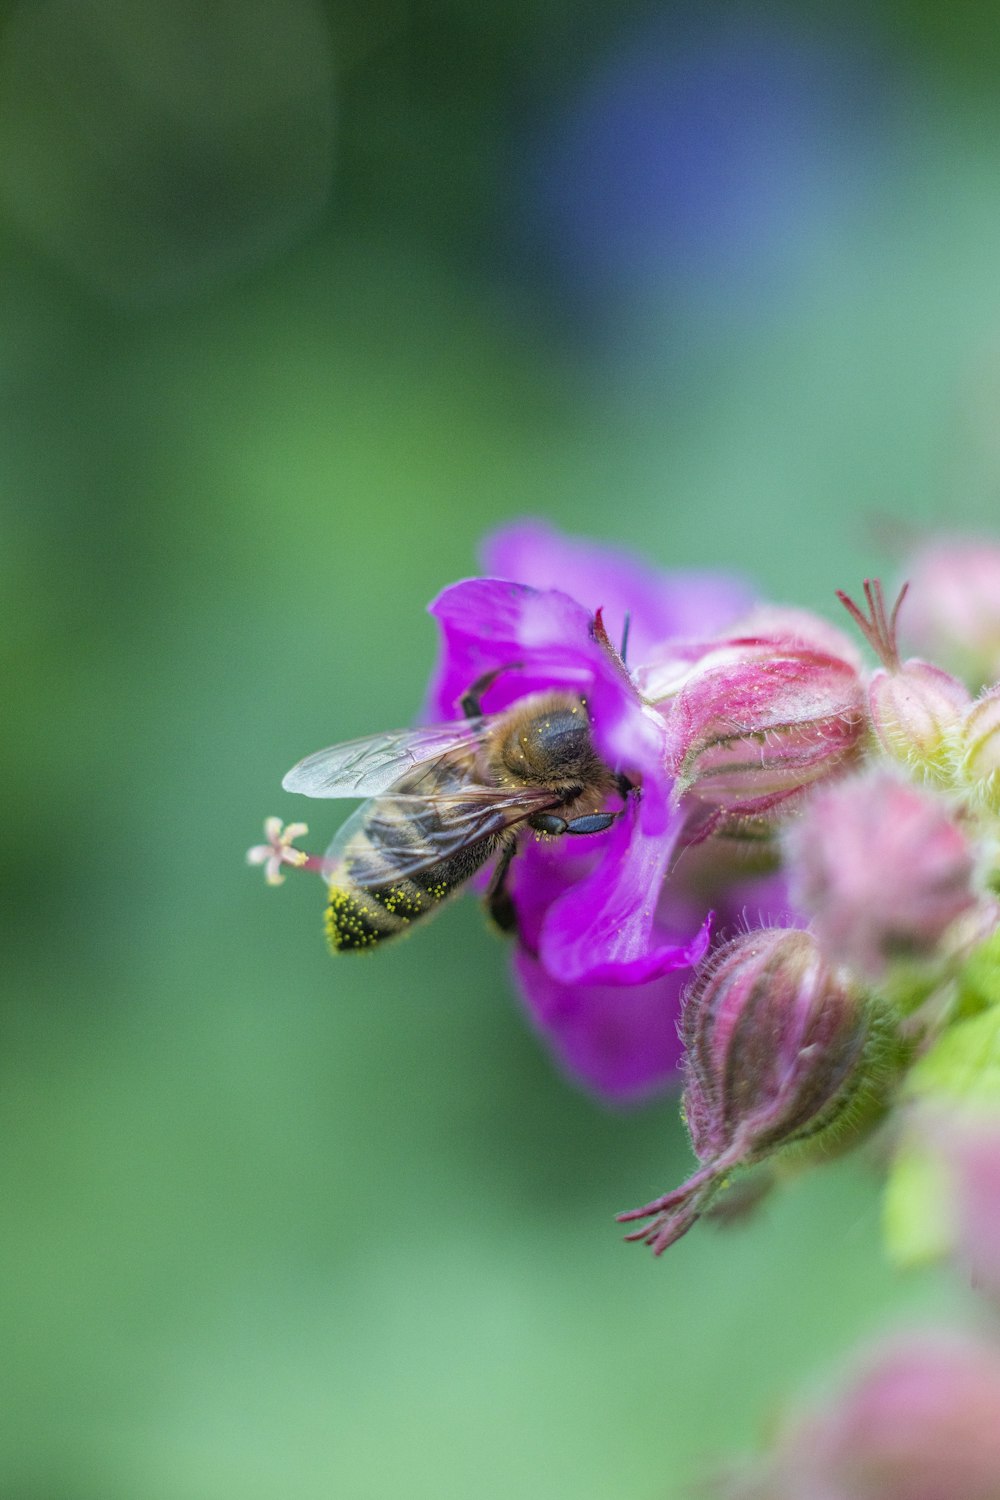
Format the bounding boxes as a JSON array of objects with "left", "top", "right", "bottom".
[
  {"left": 906, "top": 1004, "right": 1000, "bottom": 1109},
  {"left": 884, "top": 1002, "right": 1000, "bottom": 1267},
  {"left": 883, "top": 1140, "right": 953, "bottom": 1268},
  {"left": 957, "top": 929, "right": 1000, "bottom": 1016}
]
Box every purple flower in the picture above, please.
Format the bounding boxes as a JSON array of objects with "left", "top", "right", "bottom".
[
  {"left": 427, "top": 521, "right": 756, "bottom": 1100},
  {"left": 511, "top": 955, "right": 694, "bottom": 1103},
  {"left": 483, "top": 520, "right": 753, "bottom": 665}
]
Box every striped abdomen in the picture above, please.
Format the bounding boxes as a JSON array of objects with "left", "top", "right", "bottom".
[{"left": 325, "top": 798, "right": 503, "bottom": 951}]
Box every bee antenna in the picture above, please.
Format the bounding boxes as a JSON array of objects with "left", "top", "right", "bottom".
[{"left": 620, "top": 611, "right": 632, "bottom": 664}]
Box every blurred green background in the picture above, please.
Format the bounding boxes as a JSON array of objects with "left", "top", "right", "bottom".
[{"left": 4, "top": 2, "right": 999, "bottom": 1495}]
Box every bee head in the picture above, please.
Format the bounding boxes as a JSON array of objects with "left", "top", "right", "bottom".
[{"left": 499, "top": 695, "right": 601, "bottom": 785}]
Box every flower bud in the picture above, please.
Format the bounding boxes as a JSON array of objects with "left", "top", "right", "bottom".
[
  {"left": 838, "top": 579, "right": 969, "bottom": 781},
  {"left": 618, "top": 929, "right": 900, "bottom": 1253},
  {"left": 635, "top": 605, "right": 864, "bottom": 704},
  {"left": 868, "top": 662, "right": 969, "bottom": 776},
  {"left": 784, "top": 771, "right": 979, "bottom": 980},
  {"left": 716, "top": 1331, "right": 1000, "bottom": 1500},
  {"left": 955, "top": 685, "right": 1000, "bottom": 812},
  {"left": 663, "top": 633, "right": 867, "bottom": 824},
  {"left": 902, "top": 535, "right": 1000, "bottom": 691}
]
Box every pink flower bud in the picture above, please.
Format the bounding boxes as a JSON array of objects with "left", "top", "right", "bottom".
[
  {"left": 618, "top": 929, "right": 899, "bottom": 1253},
  {"left": 956, "top": 686, "right": 1000, "bottom": 811},
  {"left": 868, "top": 661, "right": 969, "bottom": 772},
  {"left": 838, "top": 579, "right": 969, "bottom": 780},
  {"left": 717, "top": 1331, "right": 1000, "bottom": 1500},
  {"left": 663, "top": 629, "right": 867, "bottom": 823},
  {"left": 728, "top": 604, "right": 865, "bottom": 668},
  {"left": 902, "top": 535, "right": 1000, "bottom": 691},
  {"left": 785, "top": 771, "right": 979, "bottom": 979}
]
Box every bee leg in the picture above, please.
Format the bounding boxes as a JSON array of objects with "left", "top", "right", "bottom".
[
  {"left": 486, "top": 840, "right": 519, "bottom": 932},
  {"left": 460, "top": 663, "right": 523, "bottom": 719},
  {"left": 616, "top": 772, "right": 635, "bottom": 798}
]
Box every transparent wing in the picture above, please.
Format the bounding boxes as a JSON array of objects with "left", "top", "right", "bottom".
[
  {"left": 282, "top": 719, "right": 486, "bottom": 798},
  {"left": 322, "top": 785, "right": 563, "bottom": 884}
]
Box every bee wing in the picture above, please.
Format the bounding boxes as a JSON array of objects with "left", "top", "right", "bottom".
[
  {"left": 282, "top": 720, "right": 485, "bottom": 798},
  {"left": 322, "top": 785, "right": 563, "bottom": 885}
]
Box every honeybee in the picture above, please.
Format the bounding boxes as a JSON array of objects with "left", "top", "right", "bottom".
[{"left": 282, "top": 676, "right": 629, "bottom": 950}]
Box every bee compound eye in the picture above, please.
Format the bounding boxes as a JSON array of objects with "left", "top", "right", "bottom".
[{"left": 563, "top": 812, "right": 617, "bottom": 835}]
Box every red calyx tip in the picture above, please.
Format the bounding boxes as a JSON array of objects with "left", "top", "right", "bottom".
[
  {"left": 591, "top": 606, "right": 612, "bottom": 651},
  {"left": 836, "top": 578, "right": 909, "bottom": 671}
]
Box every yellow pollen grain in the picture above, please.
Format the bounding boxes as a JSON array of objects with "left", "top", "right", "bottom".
[{"left": 326, "top": 887, "right": 379, "bottom": 951}]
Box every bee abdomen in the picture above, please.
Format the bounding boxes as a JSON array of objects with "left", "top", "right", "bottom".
[
  {"left": 326, "top": 844, "right": 494, "bottom": 952},
  {"left": 326, "top": 877, "right": 429, "bottom": 951}
]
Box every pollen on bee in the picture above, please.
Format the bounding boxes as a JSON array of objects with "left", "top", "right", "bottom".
[
  {"left": 326, "top": 887, "right": 380, "bottom": 951},
  {"left": 382, "top": 884, "right": 424, "bottom": 919}
]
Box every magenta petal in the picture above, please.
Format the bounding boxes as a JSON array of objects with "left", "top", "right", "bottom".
[
  {"left": 538, "top": 790, "right": 710, "bottom": 984},
  {"left": 507, "top": 830, "right": 612, "bottom": 955},
  {"left": 512, "top": 948, "right": 688, "bottom": 1102},
  {"left": 483, "top": 520, "right": 753, "bottom": 663},
  {"left": 585, "top": 678, "right": 670, "bottom": 786},
  {"left": 427, "top": 578, "right": 595, "bottom": 718},
  {"left": 427, "top": 574, "right": 668, "bottom": 785},
  {"left": 430, "top": 576, "right": 593, "bottom": 654}
]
